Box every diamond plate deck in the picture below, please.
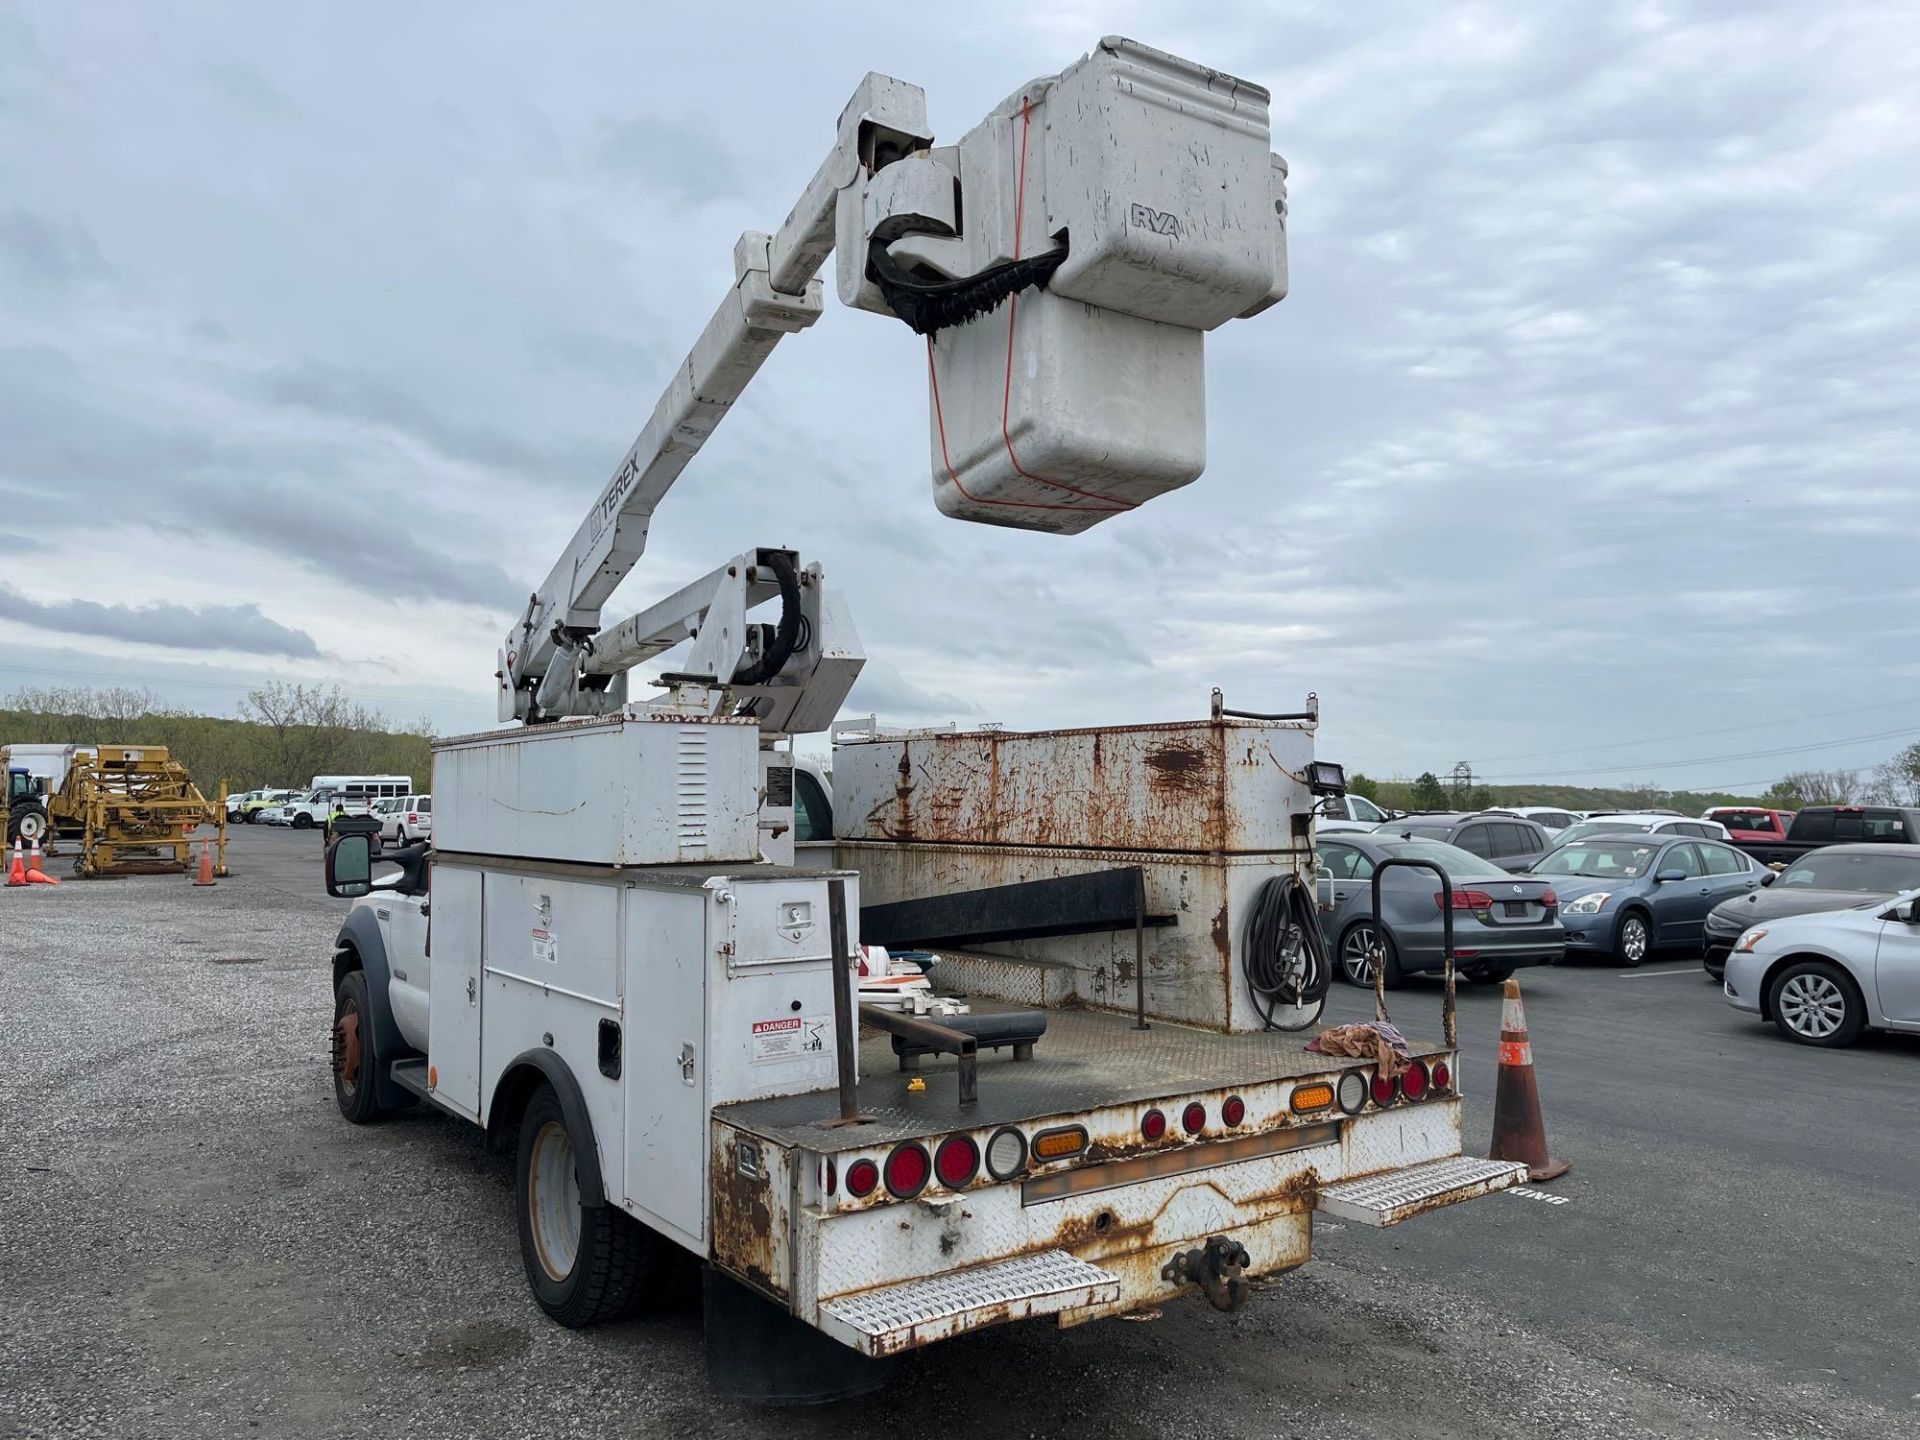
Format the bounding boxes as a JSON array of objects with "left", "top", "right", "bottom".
[
  {"left": 819, "top": 1250, "right": 1119, "bottom": 1355},
  {"left": 1316, "top": 1156, "right": 1526, "bottom": 1227},
  {"left": 716, "top": 1004, "right": 1450, "bottom": 1153}
]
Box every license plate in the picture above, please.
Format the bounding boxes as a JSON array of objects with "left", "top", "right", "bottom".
[{"left": 1503, "top": 901, "right": 1530, "bottom": 917}]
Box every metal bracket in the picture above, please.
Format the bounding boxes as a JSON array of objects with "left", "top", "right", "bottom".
[{"left": 1159, "top": 1234, "right": 1251, "bottom": 1312}]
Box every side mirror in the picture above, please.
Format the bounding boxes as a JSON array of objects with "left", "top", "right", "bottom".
[
  {"left": 1655, "top": 868, "right": 1686, "bottom": 884},
  {"left": 326, "top": 833, "right": 373, "bottom": 897},
  {"left": 1760, "top": 871, "right": 1776, "bottom": 887}
]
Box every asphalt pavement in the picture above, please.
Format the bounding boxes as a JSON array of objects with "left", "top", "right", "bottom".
[{"left": 3, "top": 824, "right": 1915, "bottom": 1439}]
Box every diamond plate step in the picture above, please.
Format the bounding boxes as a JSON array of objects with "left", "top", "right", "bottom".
[
  {"left": 819, "top": 1250, "right": 1119, "bottom": 1356},
  {"left": 1317, "top": 1156, "right": 1528, "bottom": 1228}
]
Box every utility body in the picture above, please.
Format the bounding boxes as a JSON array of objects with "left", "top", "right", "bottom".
[{"left": 323, "top": 36, "right": 1523, "bottom": 1394}]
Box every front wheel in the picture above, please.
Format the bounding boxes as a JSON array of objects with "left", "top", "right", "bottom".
[
  {"left": 516, "top": 1085, "right": 661, "bottom": 1327},
  {"left": 332, "top": 970, "right": 387, "bottom": 1124},
  {"left": 292, "top": 813, "right": 313, "bottom": 830},
  {"left": 10, "top": 807, "right": 46, "bottom": 845},
  {"left": 1769, "top": 961, "right": 1865, "bottom": 1047},
  {"left": 1338, "top": 922, "right": 1403, "bottom": 989},
  {"left": 1614, "top": 911, "right": 1652, "bottom": 968}
]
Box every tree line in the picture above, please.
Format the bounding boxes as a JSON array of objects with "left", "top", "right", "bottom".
[{"left": 0, "top": 683, "right": 433, "bottom": 795}]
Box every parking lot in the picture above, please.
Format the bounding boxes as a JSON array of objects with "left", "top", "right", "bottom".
[{"left": 4, "top": 823, "right": 1917, "bottom": 1440}]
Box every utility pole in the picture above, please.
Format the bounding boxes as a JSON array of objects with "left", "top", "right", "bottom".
[{"left": 1450, "top": 760, "right": 1475, "bottom": 805}]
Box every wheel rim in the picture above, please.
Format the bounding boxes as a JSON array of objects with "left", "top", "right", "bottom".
[
  {"left": 1341, "top": 927, "right": 1377, "bottom": 984},
  {"left": 1779, "top": 973, "right": 1846, "bottom": 1039},
  {"left": 1621, "top": 917, "right": 1648, "bottom": 962},
  {"left": 528, "top": 1120, "right": 582, "bottom": 1282},
  {"left": 333, "top": 1004, "right": 362, "bottom": 1098}
]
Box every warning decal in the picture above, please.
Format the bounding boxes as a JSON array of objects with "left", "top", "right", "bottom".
[{"left": 751, "top": 1015, "right": 830, "bottom": 1065}]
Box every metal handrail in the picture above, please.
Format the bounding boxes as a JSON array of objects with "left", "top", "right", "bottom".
[{"left": 1366, "top": 857, "right": 1458, "bottom": 1049}]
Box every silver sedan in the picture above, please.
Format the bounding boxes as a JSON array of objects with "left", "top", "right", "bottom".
[{"left": 1722, "top": 886, "right": 1920, "bottom": 1046}]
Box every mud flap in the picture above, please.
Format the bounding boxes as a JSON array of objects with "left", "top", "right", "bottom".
[{"left": 703, "top": 1268, "right": 896, "bottom": 1406}]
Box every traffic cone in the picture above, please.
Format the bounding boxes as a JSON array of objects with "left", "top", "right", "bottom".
[
  {"left": 194, "top": 839, "right": 216, "bottom": 887},
  {"left": 1489, "top": 977, "right": 1570, "bottom": 1182},
  {"left": 24, "top": 837, "right": 60, "bottom": 885},
  {"left": 5, "top": 837, "right": 24, "bottom": 887}
]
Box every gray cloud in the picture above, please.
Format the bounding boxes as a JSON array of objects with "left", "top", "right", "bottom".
[
  {"left": 0, "top": 210, "right": 110, "bottom": 292},
  {"left": 597, "top": 114, "right": 744, "bottom": 202},
  {"left": 0, "top": 585, "right": 319, "bottom": 657}
]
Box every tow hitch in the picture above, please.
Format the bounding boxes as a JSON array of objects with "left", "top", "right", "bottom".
[{"left": 1161, "top": 1234, "right": 1251, "bottom": 1312}]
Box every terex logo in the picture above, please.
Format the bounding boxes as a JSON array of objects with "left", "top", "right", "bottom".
[{"left": 1130, "top": 202, "right": 1182, "bottom": 238}]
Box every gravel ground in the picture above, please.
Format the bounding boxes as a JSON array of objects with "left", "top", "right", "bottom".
[{"left": 1, "top": 827, "right": 1911, "bottom": 1439}]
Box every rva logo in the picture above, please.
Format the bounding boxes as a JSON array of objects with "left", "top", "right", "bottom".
[{"left": 1129, "top": 202, "right": 1182, "bottom": 238}]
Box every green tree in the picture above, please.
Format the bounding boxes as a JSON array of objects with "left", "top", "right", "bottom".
[
  {"left": 1410, "top": 771, "right": 1449, "bottom": 810},
  {"left": 1348, "top": 772, "right": 1381, "bottom": 803},
  {"left": 1469, "top": 787, "right": 1494, "bottom": 810}
]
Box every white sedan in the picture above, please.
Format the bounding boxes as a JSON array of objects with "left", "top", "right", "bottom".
[{"left": 1723, "top": 887, "right": 1920, "bottom": 1046}]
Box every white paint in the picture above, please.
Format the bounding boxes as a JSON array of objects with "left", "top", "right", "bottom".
[
  {"left": 1506, "top": 1185, "right": 1573, "bottom": 1206},
  {"left": 1617, "top": 967, "right": 1703, "bottom": 978}
]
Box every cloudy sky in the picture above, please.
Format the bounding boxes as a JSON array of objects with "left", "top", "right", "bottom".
[{"left": 2, "top": 1, "right": 1916, "bottom": 791}]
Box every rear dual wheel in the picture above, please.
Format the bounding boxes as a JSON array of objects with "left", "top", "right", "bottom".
[{"left": 515, "top": 1084, "right": 672, "bottom": 1327}]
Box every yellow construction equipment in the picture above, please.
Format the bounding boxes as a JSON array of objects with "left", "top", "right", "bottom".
[{"left": 57, "top": 746, "right": 228, "bottom": 878}]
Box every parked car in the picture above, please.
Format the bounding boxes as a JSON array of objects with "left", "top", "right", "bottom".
[
  {"left": 1701, "top": 807, "right": 1796, "bottom": 845},
  {"left": 1723, "top": 887, "right": 1920, "bottom": 1046},
  {"left": 1314, "top": 833, "right": 1563, "bottom": 988},
  {"left": 1547, "top": 813, "right": 1730, "bottom": 849},
  {"left": 1526, "top": 833, "right": 1766, "bottom": 966},
  {"left": 1485, "top": 806, "right": 1582, "bottom": 834},
  {"left": 382, "top": 794, "right": 432, "bottom": 845},
  {"left": 1378, "top": 812, "right": 1553, "bottom": 872},
  {"left": 241, "top": 788, "right": 300, "bottom": 823},
  {"left": 1702, "top": 843, "right": 1920, "bottom": 980},
  {"left": 1732, "top": 805, "right": 1920, "bottom": 867}
]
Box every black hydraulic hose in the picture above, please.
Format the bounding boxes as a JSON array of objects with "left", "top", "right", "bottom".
[
  {"left": 732, "top": 552, "right": 803, "bottom": 687},
  {"left": 1242, "top": 873, "right": 1332, "bottom": 1031}
]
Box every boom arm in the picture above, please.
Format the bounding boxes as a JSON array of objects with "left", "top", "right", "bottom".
[{"left": 500, "top": 74, "right": 933, "bottom": 723}]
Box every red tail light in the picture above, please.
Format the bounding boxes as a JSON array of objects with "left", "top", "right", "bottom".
[
  {"left": 845, "top": 1159, "right": 879, "bottom": 1198},
  {"left": 1541, "top": 889, "right": 1558, "bottom": 908},
  {"left": 1402, "top": 1060, "right": 1430, "bottom": 1101},
  {"left": 1221, "top": 1096, "right": 1246, "bottom": 1127},
  {"left": 1141, "top": 1108, "right": 1167, "bottom": 1142},
  {"left": 1435, "top": 889, "right": 1496, "bottom": 910},
  {"left": 1181, "top": 1101, "right": 1207, "bottom": 1135},
  {"left": 1370, "top": 1071, "right": 1398, "bottom": 1106},
  {"left": 933, "top": 1135, "right": 979, "bottom": 1188},
  {"left": 883, "top": 1143, "right": 931, "bottom": 1198},
  {"left": 1431, "top": 1060, "right": 1453, "bottom": 1092}
]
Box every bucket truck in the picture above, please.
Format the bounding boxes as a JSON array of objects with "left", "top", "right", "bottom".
[{"left": 320, "top": 37, "right": 1525, "bottom": 1400}]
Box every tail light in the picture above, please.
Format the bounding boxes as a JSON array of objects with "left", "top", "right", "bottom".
[
  {"left": 1435, "top": 889, "right": 1496, "bottom": 911},
  {"left": 1541, "top": 889, "right": 1558, "bottom": 908},
  {"left": 1221, "top": 1096, "right": 1246, "bottom": 1126},
  {"left": 1181, "top": 1101, "right": 1207, "bottom": 1135},
  {"left": 985, "top": 1127, "right": 1028, "bottom": 1180},
  {"left": 1337, "top": 1070, "right": 1369, "bottom": 1113},
  {"left": 933, "top": 1135, "right": 979, "bottom": 1188},
  {"left": 1431, "top": 1059, "right": 1453, "bottom": 1092},
  {"left": 1031, "top": 1125, "right": 1088, "bottom": 1161},
  {"left": 1370, "top": 1071, "right": 1398, "bottom": 1107},
  {"left": 1402, "top": 1059, "right": 1430, "bottom": 1101},
  {"left": 1140, "top": 1108, "right": 1167, "bottom": 1142},
  {"left": 845, "top": 1158, "right": 879, "bottom": 1198},
  {"left": 883, "top": 1143, "right": 931, "bottom": 1198}
]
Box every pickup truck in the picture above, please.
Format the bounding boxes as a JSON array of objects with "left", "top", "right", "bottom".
[{"left": 1731, "top": 805, "right": 1920, "bottom": 867}]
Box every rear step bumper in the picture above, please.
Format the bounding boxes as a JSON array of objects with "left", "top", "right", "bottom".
[
  {"left": 819, "top": 1250, "right": 1119, "bottom": 1356},
  {"left": 1316, "top": 1155, "right": 1527, "bottom": 1227}
]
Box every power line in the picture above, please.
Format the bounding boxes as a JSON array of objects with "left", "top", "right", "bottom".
[
  {"left": 1472, "top": 692, "right": 1920, "bottom": 765},
  {"left": 1479, "top": 724, "right": 1920, "bottom": 782}
]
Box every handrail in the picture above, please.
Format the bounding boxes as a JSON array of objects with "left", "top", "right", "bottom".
[{"left": 1366, "top": 857, "right": 1458, "bottom": 1049}]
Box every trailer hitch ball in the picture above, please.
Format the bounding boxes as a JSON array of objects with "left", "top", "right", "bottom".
[{"left": 1159, "top": 1234, "right": 1252, "bottom": 1312}]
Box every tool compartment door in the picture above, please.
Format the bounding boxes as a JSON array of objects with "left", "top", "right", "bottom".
[
  {"left": 427, "top": 865, "right": 484, "bottom": 1121},
  {"left": 623, "top": 886, "right": 709, "bottom": 1250}
]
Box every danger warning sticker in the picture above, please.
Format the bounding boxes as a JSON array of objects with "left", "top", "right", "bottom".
[{"left": 751, "top": 1015, "right": 830, "bottom": 1065}]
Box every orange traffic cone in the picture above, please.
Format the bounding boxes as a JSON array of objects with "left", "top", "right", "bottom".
[
  {"left": 194, "top": 839, "right": 216, "bottom": 886},
  {"left": 1489, "top": 977, "right": 1570, "bottom": 1182},
  {"left": 5, "top": 837, "right": 24, "bottom": 887},
  {"left": 24, "top": 837, "right": 60, "bottom": 885}
]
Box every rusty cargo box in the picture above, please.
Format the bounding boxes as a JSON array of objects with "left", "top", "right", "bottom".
[{"left": 832, "top": 716, "right": 1315, "bottom": 855}]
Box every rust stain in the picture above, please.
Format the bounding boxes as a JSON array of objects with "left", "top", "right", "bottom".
[
  {"left": 1143, "top": 741, "right": 1209, "bottom": 794},
  {"left": 709, "top": 1132, "right": 782, "bottom": 1300}
]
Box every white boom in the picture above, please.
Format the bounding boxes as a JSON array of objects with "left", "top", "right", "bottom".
[{"left": 498, "top": 37, "right": 1289, "bottom": 726}]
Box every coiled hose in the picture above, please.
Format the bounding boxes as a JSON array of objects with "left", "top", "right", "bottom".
[{"left": 1242, "top": 873, "right": 1332, "bottom": 1031}]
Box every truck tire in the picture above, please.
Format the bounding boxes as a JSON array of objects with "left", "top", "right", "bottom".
[
  {"left": 332, "top": 970, "right": 387, "bottom": 1124},
  {"left": 8, "top": 805, "right": 46, "bottom": 845},
  {"left": 516, "top": 1083, "right": 659, "bottom": 1327},
  {"left": 293, "top": 813, "right": 313, "bottom": 830}
]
